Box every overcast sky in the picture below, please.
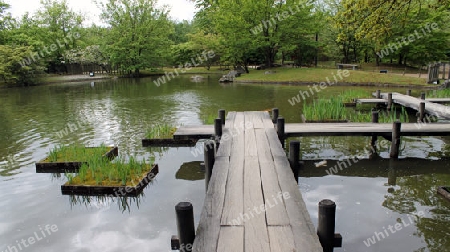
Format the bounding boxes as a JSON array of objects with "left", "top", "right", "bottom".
[{"left": 5, "top": 0, "right": 197, "bottom": 24}]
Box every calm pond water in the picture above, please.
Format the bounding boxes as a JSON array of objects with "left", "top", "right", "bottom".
[{"left": 0, "top": 74, "right": 449, "bottom": 252}]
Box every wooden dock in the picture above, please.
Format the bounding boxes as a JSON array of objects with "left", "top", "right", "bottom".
[
  {"left": 376, "top": 92, "right": 450, "bottom": 119},
  {"left": 178, "top": 111, "right": 323, "bottom": 252},
  {"left": 175, "top": 122, "right": 450, "bottom": 139}
]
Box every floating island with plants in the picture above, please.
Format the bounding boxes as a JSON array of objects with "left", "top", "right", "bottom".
[
  {"left": 61, "top": 156, "right": 159, "bottom": 196},
  {"left": 35, "top": 144, "right": 118, "bottom": 173},
  {"left": 142, "top": 123, "right": 196, "bottom": 147}
]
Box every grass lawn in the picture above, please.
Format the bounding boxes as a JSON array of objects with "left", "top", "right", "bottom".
[
  {"left": 237, "top": 67, "right": 429, "bottom": 85},
  {"left": 140, "top": 66, "right": 226, "bottom": 76}
]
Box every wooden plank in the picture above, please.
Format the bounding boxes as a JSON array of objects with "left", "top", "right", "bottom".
[
  {"left": 273, "top": 156, "right": 323, "bottom": 252},
  {"left": 255, "top": 129, "right": 290, "bottom": 226},
  {"left": 193, "top": 156, "right": 230, "bottom": 252},
  {"left": 217, "top": 226, "right": 244, "bottom": 252},
  {"left": 356, "top": 98, "right": 387, "bottom": 104},
  {"left": 425, "top": 98, "right": 450, "bottom": 103},
  {"left": 221, "top": 122, "right": 245, "bottom": 225},
  {"left": 261, "top": 111, "right": 275, "bottom": 129},
  {"left": 250, "top": 111, "right": 265, "bottom": 129},
  {"left": 268, "top": 226, "right": 296, "bottom": 252},
  {"left": 243, "top": 156, "right": 270, "bottom": 252},
  {"left": 245, "top": 128, "right": 257, "bottom": 156},
  {"left": 174, "top": 125, "right": 214, "bottom": 140},
  {"left": 265, "top": 128, "right": 287, "bottom": 157},
  {"left": 216, "top": 128, "right": 232, "bottom": 157},
  {"left": 225, "top": 111, "right": 237, "bottom": 128}
]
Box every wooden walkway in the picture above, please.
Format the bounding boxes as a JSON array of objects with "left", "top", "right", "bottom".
[
  {"left": 377, "top": 92, "right": 450, "bottom": 119},
  {"left": 175, "top": 122, "right": 450, "bottom": 139},
  {"left": 285, "top": 123, "right": 450, "bottom": 137},
  {"left": 185, "top": 111, "right": 323, "bottom": 252}
]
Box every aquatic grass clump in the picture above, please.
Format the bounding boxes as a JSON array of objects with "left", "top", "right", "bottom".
[
  {"left": 349, "top": 107, "right": 409, "bottom": 123},
  {"left": 202, "top": 114, "right": 216, "bottom": 124},
  {"left": 46, "top": 144, "right": 110, "bottom": 162},
  {"left": 427, "top": 89, "right": 450, "bottom": 98},
  {"left": 67, "top": 156, "right": 154, "bottom": 186},
  {"left": 339, "top": 90, "right": 372, "bottom": 103},
  {"left": 302, "top": 97, "right": 347, "bottom": 121},
  {"left": 145, "top": 124, "right": 177, "bottom": 139}
]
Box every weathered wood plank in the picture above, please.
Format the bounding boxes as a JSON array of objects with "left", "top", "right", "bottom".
[
  {"left": 265, "top": 128, "right": 287, "bottom": 157},
  {"left": 220, "top": 117, "right": 245, "bottom": 225},
  {"left": 250, "top": 111, "right": 265, "bottom": 129},
  {"left": 261, "top": 111, "right": 275, "bottom": 129},
  {"left": 173, "top": 125, "right": 214, "bottom": 140},
  {"left": 273, "top": 156, "right": 323, "bottom": 252},
  {"left": 225, "top": 111, "right": 237, "bottom": 128},
  {"left": 356, "top": 98, "right": 387, "bottom": 104},
  {"left": 245, "top": 128, "right": 257, "bottom": 157},
  {"left": 216, "top": 128, "right": 232, "bottom": 157},
  {"left": 244, "top": 156, "right": 270, "bottom": 252},
  {"left": 217, "top": 226, "right": 244, "bottom": 252},
  {"left": 255, "top": 129, "right": 290, "bottom": 226},
  {"left": 192, "top": 156, "right": 230, "bottom": 252},
  {"left": 268, "top": 226, "right": 296, "bottom": 252}
]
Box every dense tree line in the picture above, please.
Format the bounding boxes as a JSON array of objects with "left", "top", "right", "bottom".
[{"left": 0, "top": 0, "right": 449, "bottom": 85}]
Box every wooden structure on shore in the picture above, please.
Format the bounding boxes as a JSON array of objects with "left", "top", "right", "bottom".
[{"left": 173, "top": 111, "right": 342, "bottom": 252}]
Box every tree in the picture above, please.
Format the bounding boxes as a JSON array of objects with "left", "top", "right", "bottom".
[{"left": 98, "top": 0, "right": 174, "bottom": 76}]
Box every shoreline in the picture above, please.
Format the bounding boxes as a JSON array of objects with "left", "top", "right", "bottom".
[{"left": 234, "top": 79, "right": 441, "bottom": 89}]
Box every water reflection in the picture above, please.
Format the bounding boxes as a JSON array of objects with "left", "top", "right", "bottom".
[
  {"left": 68, "top": 194, "right": 144, "bottom": 213},
  {"left": 176, "top": 161, "right": 205, "bottom": 181}
]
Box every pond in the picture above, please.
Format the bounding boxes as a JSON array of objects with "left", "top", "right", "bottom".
[{"left": 0, "top": 74, "right": 449, "bottom": 252}]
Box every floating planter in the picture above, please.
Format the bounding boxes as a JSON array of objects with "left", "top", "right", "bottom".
[
  {"left": 36, "top": 145, "right": 118, "bottom": 173},
  {"left": 61, "top": 157, "right": 158, "bottom": 196},
  {"left": 437, "top": 186, "right": 450, "bottom": 202},
  {"left": 142, "top": 124, "right": 195, "bottom": 147}
]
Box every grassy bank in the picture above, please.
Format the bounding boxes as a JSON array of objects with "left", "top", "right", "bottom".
[
  {"left": 140, "top": 66, "right": 226, "bottom": 76},
  {"left": 237, "top": 67, "right": 429, "bottom": 86}
]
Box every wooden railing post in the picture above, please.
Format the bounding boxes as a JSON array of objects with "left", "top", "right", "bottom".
[
  {"left": 317, "top": 199, "right": 342, "bottom": 252},
  {"left": 289, "top": 140, "right": 300, "bottom": 183},
  {"left": 175, "top": 202, "right": 196, "bottom": 252},
  {"left": 277, "top": 117, "right": 285, "bottom": 147},
  {"left": 387, "top": 93, "right": 393, "bottom": 110},
  {"left": 390, "top": 121, "right": 401, "bottom": 158},
  {"left": 218, "top": 109, "right": 226, "bottom": 125},
  {"left": 204, "top": 140, "right": 215, "bottom": 191},
  {"left": 272, "top": 108, "right": 279, "bottom": 123}
]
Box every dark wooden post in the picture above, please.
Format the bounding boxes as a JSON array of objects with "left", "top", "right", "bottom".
[
  {"left": 390, "top": 121, "right": 402, "bottom": 158},
  {"left": 171, "top": 235, "right": 180, "bottom": 250},
  {"left": 214, "top": 118, "right": 222, "bottom": 138},
  {"left": 289, "top": 141, "right": 300, "bottom": 183},
  {"left": 371, "top": 110, "right": 379, "bottom": 147},
  {"left": 272, "top": 108, "right": 279, "bottom": 123},
  {"left": 317, "top": 199, "right": 342, "bottom": 252},
  {"left": 376, "top": 90, "right": 381, "bottom": 99},
  {"left": 218, "top": 109, "right": 225, "bottom": 125},
  {"left": 419, "top": 102, "right": 425, "bottom": 122},
  {"left": 387, "top": 93, "right": 393, "bottom": 110},
  {"left": 406, "top": 90, "right": 411, "bottom": 96},
  {"left": 175, "top": 202, "right": 195, "bottom": 251},
  {"left": 277, "top": 117, "right": 285, "bottom": 146},
  {"left": 204, "top": 140, "right": 215, "bottom": 191},
  {"left": 421, "top": 92, "right": 426, "bottom": 100}
]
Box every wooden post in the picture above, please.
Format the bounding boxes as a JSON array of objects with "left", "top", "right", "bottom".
[
  {"left": 387, "top": 93, "right": 393, "bottom": 110},
  {"left": 277, "top": 117, "right": 285, "bottom": 146},
  {"left": 406, "top": 90, "right": 411, "bottom": 96},
  {"left": 443, "top": 63, "right": 446, "bottom": 80},
  {"left": 419, "top": 102, "right": 425, "bottom": 122},
  {"left": 388, "top": 158, "right": 397, "bottom": 186},
  {"left": 317, "top": 199, "right": 342, "bottom": 252},
  {"left": 421, "top": 92, "right": 426, "bottom": 100},
  {"left": 218, "top": 109, "right": 225, "bottom": 125},
  {"left": 289, "top": 141, "right": 300, "bottom": 183},
  {"left": 376, "top": 90, "right": 381, "bottom": 99},
  {"left": 272, "top": 108, "right": 279, "bottom": 123},
  {"left": 214, "top": 118, "right": 222, "bottom": 138},
  {"left": 371, "top": 110, "right": 379, "bottom": 147},
  {"left": 390, "top": 121, "right": 401, "bottom": 158},
  {"left": 171, "top": 235, "right": 180, "bottom": 250},
  {"left": 175, "top": 202, "right": 195, "bottom": 251},
  {"left": 204, "top": 140, "right": 215, "bottom": 191}
]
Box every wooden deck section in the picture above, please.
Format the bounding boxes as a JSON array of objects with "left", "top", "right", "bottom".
[
  {"left": 175, "top": 122, "right": 450, "bottom": 140},
  {"left": 356, "top": 98, "right": 388, "bottom": 104},
  {"left": 189, "top": 111, "right": 323, "bottom": 252},
  {"left": 285, "top": 123, "right": 450, "bottom": 137},
  {"left": 376, "top": 92, "right": 450, "bottom": 119},
  {"left": 173, "top": 125, "right": 214, "bottom": 140}
]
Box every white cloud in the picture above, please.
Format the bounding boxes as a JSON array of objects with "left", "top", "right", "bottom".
[{"left": 5, "top": 0, "right": 196, "bottom": 25}]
